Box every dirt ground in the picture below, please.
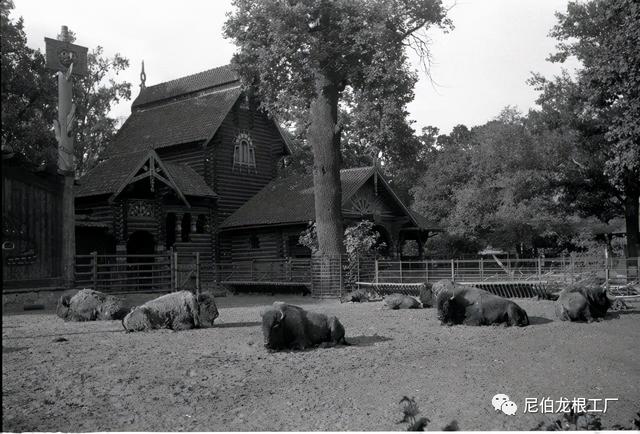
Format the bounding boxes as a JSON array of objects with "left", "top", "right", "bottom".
[{"left": 2, "top": 294, "right": 640, "bottom": 432}]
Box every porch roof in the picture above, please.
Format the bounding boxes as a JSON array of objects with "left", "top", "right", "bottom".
[
  {"left": 220, "top": 166, "right": 436, "bottom": 231},
  {"left": 75, "top": 150, "right": 216, "bottom": 200}
]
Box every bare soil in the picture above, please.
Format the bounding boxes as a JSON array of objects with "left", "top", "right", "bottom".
[{"left": 3, "top": 294, "right": 639, "bottom": 431}]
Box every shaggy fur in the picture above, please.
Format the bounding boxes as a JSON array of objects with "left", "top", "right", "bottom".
[
  {"left": 435, "top": 282, "right": 529, "bottom": 327},
  {"left": 384, "top": 293, "right": 422, "bottom": 309},
  {"left": 261, "top": 302, "right": 347, "bottom": 350},
  {"left": 340, "top": 289, "right": 370, "bottom": 303},
  {"left": 555, "top": 285, "right": 613, "bottom": 322},
  {"left": 122, "top": 291, "right": 218, "bottom": 332},
  {"left": 419, "top": 283, "right": 434, "bottom": 307},
  {"left": 56, "top": 289, "right": 128, "bottom": 321}
]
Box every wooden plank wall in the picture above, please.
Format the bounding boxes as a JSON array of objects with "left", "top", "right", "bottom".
[
  {"left": 211, "top": 103, "right": 287, "bottom": 226},
  {"left": 2, "top": 166, "right": 64, "bottom": 287}
]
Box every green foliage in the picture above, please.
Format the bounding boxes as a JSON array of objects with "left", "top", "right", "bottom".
[
  {"left": 298, "top": 219, "right": 386, "bottom": 259},
  {"left": 1, "top": 0, "right": 57, "bottom": 164},
  {"left": 73, "top": 46, "right": 131, "bottom": 176},
  {"left": 0, "top": 3, "right": 131, "bottom": 174},
  {"left": 298, "top": 221, "right": 319, "bottom": 255},
  {"left": 530, "top": 0, "right": 640, "bottom": 256},
  {"left": 344, "top": 220, "right": 386, "bottom": 259}
]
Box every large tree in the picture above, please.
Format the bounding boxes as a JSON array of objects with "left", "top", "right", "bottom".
[
  {"left": 1, "top": 2, "right": 131, "bottom": 175},
  {"left": 224, "top": 0, "right": 450, "bottom": 257},
  {"left": 1, "top": 0, "right": 56, "bottom": 163},
  {"left": 533, "top": 0, "right": 640, "bottom": 257}
]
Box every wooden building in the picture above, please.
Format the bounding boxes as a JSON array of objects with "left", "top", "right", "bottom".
[
  {"left": 75, "top": 64, "right": 292, "bottom": 273},
  {"left": 219, "top": 166, "right": 438, "bottom": 261},
  {"left": 75, "top": 64, "right": 437, "bottom": 287},
  {"left": 2, "top": 148, "right": 65, "bottom": 290}
]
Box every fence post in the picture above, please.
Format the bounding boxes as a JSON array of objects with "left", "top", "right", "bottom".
[
  {"left": 399, "top": 260, "right": 403, "bottom": 283},
  {"left": 195, "top": 252, "right": 200, "bottom": 295},
  {"left": 174, "top": 250, "right": 179, "bottom": 291},
  {"left": 251, "top": 260, "right": 255, "bottom": 281},
  {"left": 425, "top": 260, "right": 428, "bottom": 283},
  {"left": 604, "top": 248, "right": 609, "bottom": 290},
  {"left": 339, "top": 255, "right": 343, "bottom": 298},
  {"left": 90, "top": 251, "right": 97, "bottom": 290},
  {"left": 537, "top": 257, "right": 542, "bottom": 280},
  {"left": 375, "top": 259, "right": 379, "bottom": 284},
  {"left": 480, "top": 257, "right": 484, "bottom": 281},
  {"left": 451, "top": 259, "right": 455, "bottom": 282},
  {"left": 570, "top": 255, "right": 575, "bottom": 284}
]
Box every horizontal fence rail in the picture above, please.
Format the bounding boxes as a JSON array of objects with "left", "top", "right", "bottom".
[
  {"left": 75, "top": 253, "right": 639, "bottom": 298},
  {"left": 215, "top": 259, "right": 312, "bottom": 285}
]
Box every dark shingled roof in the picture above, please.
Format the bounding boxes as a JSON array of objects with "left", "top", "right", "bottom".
[
  {"left": 107, "top": 84, "right": 242, "bottom": 156},
  {"left": 163, "top": 161, "right": 216, "bottom": 198},
  {"left": 132, "top": 64, "right": 238, "bottom": 108},
  {"left": 220, "top": 166, "right": 415, "bottom": 229},
  {"left": 75, "top": 151, "right": 148, "bottom": 198},
  {"left": 75, "top": 151, "right": 215, "bottom": 199}
]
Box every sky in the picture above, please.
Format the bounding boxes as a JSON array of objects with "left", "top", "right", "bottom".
[{"left": 12, "top": 0, "right": 579, "bottom": 135}]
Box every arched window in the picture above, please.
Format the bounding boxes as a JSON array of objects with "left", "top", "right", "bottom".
[{"left": 233, "top": 132, "right": 256, "bottom": 172}]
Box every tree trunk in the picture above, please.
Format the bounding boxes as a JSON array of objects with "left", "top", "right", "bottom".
[
  {"left": 308, "top": 72, "right": 343, "bottom": 257},
  {"left": 624, "top": 184, "right": 639, "bottom": 258}
]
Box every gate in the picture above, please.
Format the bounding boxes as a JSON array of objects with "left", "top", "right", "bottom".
[{"left": 75, "top": 251, "right": 200, "bottom": 293}]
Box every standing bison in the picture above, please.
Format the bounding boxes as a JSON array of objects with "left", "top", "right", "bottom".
[
  {"left": 122, "top": 290, "right": 218, "bottom": 332},
  {"left": 435, "top": 280, "right": 529, "bottom": 327},
  {"left": 261, "top": 302, "right": 348, "bottom": 350},
  {"left": 555, "top": 285, "right": 613, "bottom": 322},
  {"left": 383, "top": 293, "right": 422, "bottom": 309},
  {"left": 56, "top": 288, "right": 129, "bottom": 321}
]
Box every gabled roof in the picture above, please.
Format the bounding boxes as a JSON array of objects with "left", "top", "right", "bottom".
[
  {"left": 75, "top": 150, "right": 215, "bottom": 201},
  {"left": 132, "top": 64, "right": 238, "bottom": 109},
  {"left": 107, "top": 84, "right": 242, "bottom": 156},
  {"left": 106, "top": 63, "right": 291, "bottom": 157},
  {"left": 220, "top": 166, "right": 423, "bottom": 230}
]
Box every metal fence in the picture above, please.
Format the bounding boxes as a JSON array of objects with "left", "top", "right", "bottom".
[
  {"left": 371, "top": 256, "right": 640, "bottom": 287},
  {"left": 215, "top": 259, "right": 312, "bottom": 284},
  {"left": 75, "top": 250, "right": 201, "bottom": 293}
]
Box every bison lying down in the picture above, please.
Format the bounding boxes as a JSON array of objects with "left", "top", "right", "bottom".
[
  {"left": 122, "top": 290, "right": 218, "bottom": 332},
  {"left": 383, "top": 293, "right": 422, "bottom": 309},
  {"left": 56, "top": 289, "right": 128, "bottom": 321},
  {"left": 436, "top": 281, "right": 529, "bottom": 327},
  {"left": 555, "top": 285, "right": 613, "bottom": 322},
  {"left": 261, "top": 302, "right": 348, "bottom": 350}
]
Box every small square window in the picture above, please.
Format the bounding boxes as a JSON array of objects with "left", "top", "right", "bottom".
[{"left": 250, "top": 235, "right": 260, "bottom": 249}]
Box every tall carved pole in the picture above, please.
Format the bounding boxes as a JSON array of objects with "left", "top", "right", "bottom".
[{"left": 45, "top": 26, "right": 88, "bottom": 288}]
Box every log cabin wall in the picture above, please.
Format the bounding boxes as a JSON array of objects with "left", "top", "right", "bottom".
[
  {"left": 2, "top": 164, "right": 64, "bottom": 289},
  {"left": 212, "top": 102, "right": 287, "bottom": 226}
]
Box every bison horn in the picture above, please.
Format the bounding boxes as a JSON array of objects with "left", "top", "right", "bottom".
[{"left": 278, "top": 310, "right": 285, "bottom": 322}]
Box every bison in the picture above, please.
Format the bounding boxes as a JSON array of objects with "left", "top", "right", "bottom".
[
  {"left": 555, "top": 285, "right": 613, "bottom": 322},
  {"left": 122, "top": 290, "right": 218, "bottom": 332},
  {"left": 384, "top": 293, "right": 422, "bottom": 309},
  {"left": 56, "top": 288, "right": 129, "bottom": 321},
  {"left": 261, "top": 302, "right": 348, "bottom": 350},
  {"left": 435, "top": 281, "right": 529, "bottom": 327},
  {"left": 341, "top": 288, "right": 370, "bottom": 303}
]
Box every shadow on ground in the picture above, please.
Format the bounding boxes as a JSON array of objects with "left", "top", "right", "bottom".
[
  {"left": 347, "top": 334, "right": 392, "bottom": 346},
  {"left": 3, "top": 329, "right": 123, "bottom": 340},
  {"left": 528, "top": 316, "right": 554, "bottom": 325},
  {"left": 214, "top": 321, "right": 261, "bottom": 328}
]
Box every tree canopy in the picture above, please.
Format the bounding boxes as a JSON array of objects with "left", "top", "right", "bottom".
[
  {"left": 530, "top": 0, "right": 640, "bottom": 257},
  {"left": 225, "top": 0, "right": 450, "bottom": 257}
]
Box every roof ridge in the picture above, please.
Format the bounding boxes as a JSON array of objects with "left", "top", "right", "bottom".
[
  {"left": 135, "top": 84, "right": 242, "bottom": 113},
  {"left": 143, "top": 63, "right": 236, "bottom": 93}
]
